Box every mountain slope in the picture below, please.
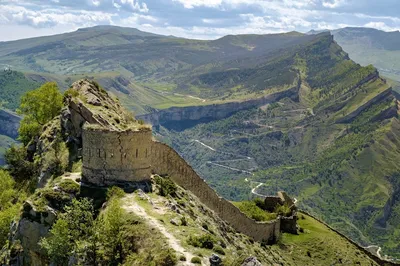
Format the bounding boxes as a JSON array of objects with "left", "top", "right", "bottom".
[
  {"left": 0, "top": 26, "right": 399, "bottom": 260},
  {"left": 0, "top": 78, "right": 384, "bottom": 266},
  {"left": 155, "top": 33, "right": 400, "bottom": 259},
  {"left": 329, "top": 27, "right": 400, "bottom": 82}
]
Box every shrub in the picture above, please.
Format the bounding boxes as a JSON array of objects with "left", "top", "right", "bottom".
[
  {"left": 275, "top": 204, "right": 292, "bottom": 217},
  {"left": 155, "top": 249, "right": 177, "bottom": 266},
  {"left": 154, "top": 175, "right": 177, "bottom": 197},
  {"left": 254, "top": 198, "right": 266, "bottom": 210},
  {"left": 179, "top": 255, "right": 186, "bottom": 261},
  {"left": 191, "top": 257, "right": 202, "bottom": 264},
  {"left": 180, "top": 216, "right": 188, "bottom": 226},
  {"left": 106, "top": 186, "right": 125, "bottom": 200},
  {"left": 187, "top": 234, "right": 216, "bottom": 249},
  {"left": 64, "top": 88, "right": 79, "bottom": 98},
  {"left": 213, "top": 245, "right": 225, "bottom": 255},
  {"left": 58, "top": 179, "right": 80, "bottom": 194},
  {"left": 5, "top": 145, "right": 37, "bottom": 183}
]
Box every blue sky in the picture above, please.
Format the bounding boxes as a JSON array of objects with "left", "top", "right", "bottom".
[{"left": 1, "top": 0, "right": 400, "bottom": 41}]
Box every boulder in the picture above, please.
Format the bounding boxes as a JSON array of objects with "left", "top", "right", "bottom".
[
  {"left": 209, "top": 254, "right": 222, "bottom": 266},
  {"left": 241, "top": 256, "right": 262, "bottom": 266}
]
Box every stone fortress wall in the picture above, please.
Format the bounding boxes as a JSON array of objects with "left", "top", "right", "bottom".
[
  {"left": 82, "top": 127, "right": 282, "bottom": 242},
  {"left": 151, "top": 141, "right": 280, "bottom": 242},
  {"left": 82, "top": 127, "right": 153, "bottom": 186}
]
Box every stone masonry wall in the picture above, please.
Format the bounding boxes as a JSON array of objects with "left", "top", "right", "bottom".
[
  {"left": 81, "top": 127, "right": 282, "bottom": 241},
  {"left": 151, "top": 141, "right": 280, "bottom": 242},
  {"left": 82, "top": 127, "right": 152, "bottom": 186}
]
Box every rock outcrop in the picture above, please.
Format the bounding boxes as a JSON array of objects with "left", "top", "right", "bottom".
[
  {"left": 136, "top": 86, "right": 299, "bottom": 130},
  {"left": 0, "top": 109, "right": 21, "bottom": 139}
]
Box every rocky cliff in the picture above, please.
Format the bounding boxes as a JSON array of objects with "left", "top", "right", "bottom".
[
  {"left": 136, "top": 86, "right": 299, "bottom": 130},
  {"left": 0, "top": 109, "right": 21, "bottom": 139}
]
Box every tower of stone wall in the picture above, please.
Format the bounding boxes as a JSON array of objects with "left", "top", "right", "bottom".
[{"left": 82, "top": 126, "right": 152, "bottom": 186}]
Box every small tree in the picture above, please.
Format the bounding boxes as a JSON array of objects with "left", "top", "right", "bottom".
[
  {"left": 17, "top": 82, "right": 63, "bottom": 145},
  {"left": 99, "top": 197, "right": 126, "bottom": 264},
  {"left": 40, "top": 198, "right": 96, "bottom": 265},
  {"left": 40, "top": 219, "right": 71, "bottom": 265},
  {"left": 5, "top": 145, "right": 37, "bottom": 183}
]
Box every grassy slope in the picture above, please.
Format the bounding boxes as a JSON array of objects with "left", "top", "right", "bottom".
[
  {"left": 0, "top": 70, "right": 40, "bottom": 110},
  {"left": 333, "top": 27, "right": 400, "bottom": 82},
  {"left": 277, "top": 212, "right": 381, "bottom": 266},
  {"left": 127, "top": 179, "right": 379, "bottom": 265}
]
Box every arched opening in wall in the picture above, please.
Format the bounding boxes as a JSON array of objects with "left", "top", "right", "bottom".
[
  {"left": 98, "top": 149, "right": 101, "bottom": 158},
  {"left": 145, "top": 149, "right": 148, "bottom": 158},
  {"left": 136, "top": 149, "right": 138, "bottom": 158}
]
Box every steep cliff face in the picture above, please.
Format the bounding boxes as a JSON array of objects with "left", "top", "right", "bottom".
[
  {"left": 137, "top": 86, "right": 299, "bottom": 130},
  {"left": 0, "top": 109, "right": 21, "bottom": 139}
]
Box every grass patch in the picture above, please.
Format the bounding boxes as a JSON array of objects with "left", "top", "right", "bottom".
[{"left": 233, "top": 201, "right": 277, "bottom": 222}]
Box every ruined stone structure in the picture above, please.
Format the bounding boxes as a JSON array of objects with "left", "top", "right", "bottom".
[
  {"left": 82, "top": 126, "right": 153, "bottom": 186},
  {"left": 81, "top": 125, "right": 299, "bottom": 242}
]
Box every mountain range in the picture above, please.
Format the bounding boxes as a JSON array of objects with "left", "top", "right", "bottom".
[{"left": 0, "top": 25, "right": 399, "bottom": 260}]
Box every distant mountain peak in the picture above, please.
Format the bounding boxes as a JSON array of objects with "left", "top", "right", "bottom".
[{"left": 76, "top": 25, "right": 164, "bottom": 37}]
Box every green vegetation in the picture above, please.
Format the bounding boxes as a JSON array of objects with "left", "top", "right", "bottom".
[
  {"left": 17, "top": 82, "right": 63, "bottom": 145},
  {"left": 190, "top": 257, "right": 202, "bottom": 264},
  {"left": 154, "top": 175, "right": 177, "bottom": 197},
  {"left": 187, "top": 234, "right": 218, "bottom": 249},
  {"left": 40, "top": 191, "right": 176, "bottom": 265},
  {"left": 0, "top": 170, "right": 25, "bottom": 247},
  {"left": 275, "top": 212, "right": 383, "bottom": 265},
  {"left": 233, "top": 201, "right": 277, "bottom": 222},
  {"left": 333, "top": 27, "right": 400, "bottom": 82},
  {"left": 0, "top": 70, "right": 40, "bottom": 110},
  {"left": 5, "top": 145, "right": 37, "bottom": 184},
  {"left": 164, "top": 32, "right": 400, "bottom": 257},
  {"left": 0, "top": 135, "right": 17, "bottom": 165}
]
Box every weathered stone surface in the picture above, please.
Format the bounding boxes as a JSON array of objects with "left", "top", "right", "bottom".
[
  {"left": 0, "top": 109, "right": 21, "bottom": 138},
  {"left": 81, "top": 127, "right": 152, "bottom": 186},
  {"left": 150, "top": 141, "right": 281, "bottom": 242},
  {"left": 241, "top": 256, "right": 262, "bottom": 266},
  {"left": 170, "top": 218, "right": 180, "bottom": 226},
  {"left": 209, "top": 254, "right": 222, "bottom": 266}
]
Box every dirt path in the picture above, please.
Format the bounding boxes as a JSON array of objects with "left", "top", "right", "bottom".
[
  {"left": 122, "top": 194, "right": 195, "bottom": 265},
  {"left": 251, "top": 182, "right": 267, "bottom": 198}
]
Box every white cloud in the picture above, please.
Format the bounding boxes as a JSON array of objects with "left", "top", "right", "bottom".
[
  {"left": 112, "top": 0, "right": 149, "bottom": 12},
  {"left": 0, "top": 5, "right": 115, "bottom": 28},
  {"left": 364, "top": 22, "right": 399, "bottom": 32},
  {"left": 322, "top": 0, "right": 346, "bottom": 8},
  {"left": 119, "top": 13, "right": 157, "bottom": 26},
  {"left": 172, "top": 0, "right": 317, "bottom": 9}
]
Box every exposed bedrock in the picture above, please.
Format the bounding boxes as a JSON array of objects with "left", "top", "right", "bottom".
[
  {"left": 0, "top": 109, "right": 21, "bottom": 139},
  {"left": 137, "top": 86, "right": 299, "bottom": 130}
]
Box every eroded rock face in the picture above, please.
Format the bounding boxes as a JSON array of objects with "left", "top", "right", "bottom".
[
  {"left": 136, "top": 86, "right": 299, "bottom": 130},
  {"left": 0, "top": 109, "right": 21, "bottom": 138},
  {"left": 8, "top": 201, "right": 56, "bottom": 266}
]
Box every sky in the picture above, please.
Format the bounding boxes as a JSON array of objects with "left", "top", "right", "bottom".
[{"left": 1, "top": 0, "right": 400, "bottom": 41}]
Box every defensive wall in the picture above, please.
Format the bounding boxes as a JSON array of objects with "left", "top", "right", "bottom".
[
  {"left": 81, "top": 126, "right": 294, "bottom": 242},
  {"left": 150, "top": 141, "right": 281, "bottom": 242},
  {"left": 82, "top": 126, "right": 153, "bottom": 186}
]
